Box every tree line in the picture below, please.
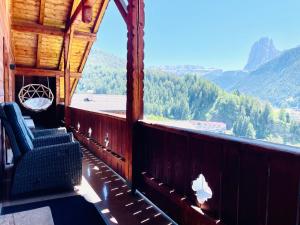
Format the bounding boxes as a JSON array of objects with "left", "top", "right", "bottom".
[{"left": 77, "top": 66, "right": 300, "bottom": 146}]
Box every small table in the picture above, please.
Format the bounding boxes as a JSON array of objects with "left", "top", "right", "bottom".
[{"left": 0, "top": 207, "right": 54, "bottom": 225}]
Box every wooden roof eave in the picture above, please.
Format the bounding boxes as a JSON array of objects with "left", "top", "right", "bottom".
[
  {"left": 10, "top": 0, "right": 112, "bottom": 104},
  {"left": 11, "top": 0, "right": 107, "bottom": 73}
]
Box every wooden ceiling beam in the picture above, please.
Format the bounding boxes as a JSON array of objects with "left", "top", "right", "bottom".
[
  {"left": 11, "top": 22, "right": 96, "bottom": 41},
  {"left": 39, "top": 0, "right": 46, "bottom": 24},
  {"left": 71, "top": 78, "right": 79, "bottom": 97},
  {"left": 78, "top": 42, "right": 93, "bottom": 72},
  {"left": 74, "top": 30, "right": 96, "bottom": 41},
  {"left": 114, "top": 0, "right": 128, "bottom": 23},
  {"left": 12, "top": 23, "right": 64, "bottom": 36},
  {"left": 36, "top": 0, "right": 46, "bottom": 68},
  {"left": 15, "top": 67, "right": 81, "bottom": 78}
]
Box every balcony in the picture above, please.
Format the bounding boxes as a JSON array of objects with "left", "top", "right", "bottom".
[
  {"left": 0, "top": 0, "right": 299, "bottom": 225},
  {"left": 63, "top": 105, "right": 300, "bottom": 225}
]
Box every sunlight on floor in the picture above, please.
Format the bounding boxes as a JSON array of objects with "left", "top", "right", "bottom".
[{"left": 75, "top": 176, "right": 102, "bottom": 204}]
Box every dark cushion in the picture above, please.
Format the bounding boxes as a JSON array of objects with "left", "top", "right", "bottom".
[
  {"left": 0, "top": 104, "right": 22, "bottom": 161},
  {"left": 4, "top": 103, "right": 33, "bottom": 153},
  {"left": 13, "top": 103, "right": 34, "bottom": 140}
]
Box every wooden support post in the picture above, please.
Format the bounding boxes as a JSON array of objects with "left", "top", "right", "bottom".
[
  {"left": 55, "top": 74, "right": 61, "bottom": 126},
  {"left": 10, "top": 69, "right": 15, "bottom": 101},
  {"left": 126, "top": 0, "right": 145, "bottom": 183},
  {"left": 64, "top": 32, "right": 71, "bottom": 107},
  {"left": 64, "top": 33, "right": 71, "bottom": 127},
  {"left": 56, "top": 75, "right": 60, "bottom": 105},
  {"left": 3, "top": 39, "right": 9, "bottom": 102}
]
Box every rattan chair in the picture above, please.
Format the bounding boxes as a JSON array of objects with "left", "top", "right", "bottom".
[
  {"left": 13, "top": 102, "right": 68, "bottom": 138},
  {"left": 0, "top": 104, "right": 82, "bottom": 196},
  {"left": 5, "top": 102, "right": 72, "bottom": 148}
]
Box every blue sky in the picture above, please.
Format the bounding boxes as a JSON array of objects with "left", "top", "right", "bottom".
[{"left": 94, "top": 0, "right": 300, "bottom": 70}]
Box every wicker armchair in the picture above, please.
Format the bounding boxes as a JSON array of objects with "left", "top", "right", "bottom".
[
  {"left": 12, "top": 102, "right": 68, "bottom": 138},
  {"left": 12, "top": 142, "right": 82, "bottom": 196},
  {"left": 5, "top": 102, "right": 72, "bottom": 147},
  {"left": 0, "top": 104, "right": 82, "bottom": 196}
]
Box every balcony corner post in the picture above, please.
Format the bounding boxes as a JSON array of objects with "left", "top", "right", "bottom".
[{"left": 125, "top": 0, "right": 145, "bottom": 187}]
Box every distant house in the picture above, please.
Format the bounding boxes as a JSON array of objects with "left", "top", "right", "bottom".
[
  {"left": 71, "top": 94, "right": 227, "bottom": 134},
  {"left": 155, "top": 120, "right": 227, "bottom": 134},
  {"left": 191, "top": 121, "right": 227, "bottom": 133},
  {"left": 71, "top": 94, "right": 126, "bottom": 115}
]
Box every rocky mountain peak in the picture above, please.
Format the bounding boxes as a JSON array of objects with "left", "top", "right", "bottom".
[{"left": 244, "top": 37, "right": 280, "bottom": 71}]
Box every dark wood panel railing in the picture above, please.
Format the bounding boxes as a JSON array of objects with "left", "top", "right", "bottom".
[
  {"left": 135, "top": 121, "right": 300, "bottom": 225},
  {"left": 62, "top": 105, "right": 300, "bottom": 225},
  {"left": 67, "top": 107, "right": 127, "bottom": 178}
]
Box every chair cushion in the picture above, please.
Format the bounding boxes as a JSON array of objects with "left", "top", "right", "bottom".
[
  {"left": 4, "top": 103, "right": 33, "bottom": 153},
  {"left": 0, "top": 104, "right": 22, "bottom": 160},
  {"left": 13, "top": 103, "right": 34, "bottom": 140}
]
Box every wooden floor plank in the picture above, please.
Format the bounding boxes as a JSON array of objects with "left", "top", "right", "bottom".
[
  {"left": 81, "top": 146, "right": 176, "bottom": 225},
  {"left": 1, "top": 144, "right": 175, "bottom": 225}
]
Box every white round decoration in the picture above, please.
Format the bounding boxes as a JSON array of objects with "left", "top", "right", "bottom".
[{"left": 18, "top": 84, "right": 54, "bottom": 112}]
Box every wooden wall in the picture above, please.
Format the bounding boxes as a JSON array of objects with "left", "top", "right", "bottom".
[
  {"left": 0, "top": 37, "right": 4, "bottom": 102},
  {"left": 0, "top": 0, "right": 15, "bottom": 190},
  {"left": 135, "top": 122, "right": 300, "bottom": 225},
  {"left": 0, "top": 0, "right": 15, "bottom": 103}
]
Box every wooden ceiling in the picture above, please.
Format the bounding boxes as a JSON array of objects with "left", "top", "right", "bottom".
[{"left": 10, "top": 0, "right": 109, "bottom": 75}]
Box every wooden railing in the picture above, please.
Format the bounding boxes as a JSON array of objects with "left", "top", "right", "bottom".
[
  {"left": 63, "top": 106, "right": 300, "bottom": 225},
  {"left": 135, "top": 121, "right": 300, "bottom": 225},
  {"left": 67, "top": 107, "right": 127, "bottom": 178}
]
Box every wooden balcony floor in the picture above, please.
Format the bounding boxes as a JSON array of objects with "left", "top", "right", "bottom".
[
  {"left": 81, "top": 145, "right": 176, "bottom": 225},
  {"left": 1, "top": 146, "right": 175, "bottom": 225}
]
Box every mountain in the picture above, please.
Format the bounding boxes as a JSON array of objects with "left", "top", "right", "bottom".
[
  {"left": 244, "top": 37, "right": 280, "bottom": 71},
  {"left": 83, "top": 40, "right": 300, "bottom": 108},
  {"left": 205, "top": 45, "right": 300, "bottom": 107},
  {"left": 85, "top": 50, "right": 222, "bottom": 76},
  {"left": 203, "top": 70, "right": 248, "bottom": 91},
  {"left": 84, "top": 49, "right": 126, "bottom": 71},
  {"left": 150, "top": 65, "right": 222, "bottom": 76},
  {"left": 231, "top": 46, "right": 300, "bottom": 107}
]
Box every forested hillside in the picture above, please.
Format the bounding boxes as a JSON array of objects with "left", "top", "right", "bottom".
[
  {"left": 84, "top": 39, "right": 300, "bottom": 109},
  {"left": 230, "top": 46, "right": 300, "bottom": 108},
  {"left": 77, "top": 58, "right": 300, "bottom": 145},
  {"left": 205, "top": 41, "right": 300, "bottom": 108}
]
